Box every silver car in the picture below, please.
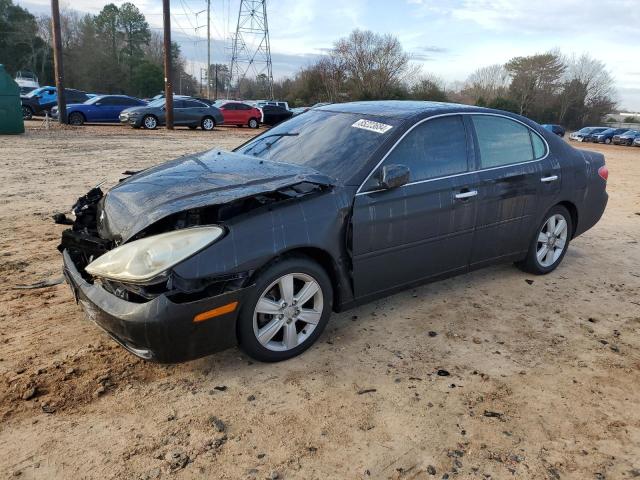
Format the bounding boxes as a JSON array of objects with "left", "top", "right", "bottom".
[{"left": 120, "top": 97, "right": 224, "bottom": 130}]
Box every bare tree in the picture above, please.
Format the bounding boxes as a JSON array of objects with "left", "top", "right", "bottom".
[
  {"left": 330, "top": 29, "right": 411, "bottom": 100},
  {"left": 463, "top": 64, "right": 509, "bottom": 103}
]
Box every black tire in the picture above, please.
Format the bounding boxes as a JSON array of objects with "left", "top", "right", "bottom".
[
  {"left": 142, "top": 115, "right": 158, "bottom": 130},
  {"left": 516, "top": 205, "right": 572, "bottom": 275},
  {"left": 21, "top": 105, "right": 33, "bottom": 120},
  {"left": 237, "top": 256, "right": 333, "bottom": 362},
  {"left": 68, "top": 112, "right": 85, "bottom": 125},
  {"left": 605, "top": 138, "right": 611, "bottom": 144},
  {"left": 248, "top": 117, "right": 259, "bottom": 129},
  {"left": 201, "top": 116, "right": 215, "bottom": 131}
]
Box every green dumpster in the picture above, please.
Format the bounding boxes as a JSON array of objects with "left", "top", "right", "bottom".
[{"left": 0, "top": 64, "right": 25, "bottom": 134}]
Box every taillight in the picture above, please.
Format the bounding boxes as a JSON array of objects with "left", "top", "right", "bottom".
[{"left": 598, "top": 165, "right": 608, "bottom": 181}]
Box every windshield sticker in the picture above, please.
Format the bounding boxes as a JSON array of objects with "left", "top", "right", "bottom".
[{"left": 351, "top": 119, "right": 393, "bottom": 134}]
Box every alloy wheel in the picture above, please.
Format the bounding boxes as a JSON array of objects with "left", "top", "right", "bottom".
[
  {"left": 202, "top": 118, "right": 214, "bottom": 130},
  {"left": 536, "top": 213, "right": 568, "bottom": 268},
  {"left": 144, "top": 116, "right": 157, "bottom": 129},
  {"left": 252, "top": 273, "right": 323, "bottom": 352}
]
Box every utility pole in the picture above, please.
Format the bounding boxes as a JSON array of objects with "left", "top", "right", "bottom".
[
  {"left": 230, "top": 0, "right": 274, "bottom": 99},
  {"left": 206, "top": 0, "right": 211, "bottom": 100},
  {"left": 162, "top": 0, "right": 173, "bottom": 129},
  {"left": 50, "top": 0, "right": 66, "bottom": 124},
  {"left": 214, "top": 64, "right": 218, "bottom": 99}
]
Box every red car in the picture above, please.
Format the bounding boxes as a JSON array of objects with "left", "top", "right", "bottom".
[{"left": 218, "top": 102, "right": 261, "bottom": 128}]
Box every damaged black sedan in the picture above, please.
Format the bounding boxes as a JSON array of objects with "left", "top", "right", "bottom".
[{"left": 59, "top": 101, "right": 608, "bottom": 363}]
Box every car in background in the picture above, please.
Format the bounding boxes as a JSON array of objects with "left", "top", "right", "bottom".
[
  {"left": 633, "top": 136, "right": 640, "bottom": 147},
  {"left": 119, "top": 97, "right": 223, "bottom": 130},
  {"left": 261, "top": 104, "right": 294, "bottom": 126},
  {"left": 613, "top": 129, "right": 640, "bottom": 146},
  {"left": 256, "top": 100, "right": 290, "bottom": 110},
  {"left": 21, "top": 87, "right": 90, "bottom": 119},
  {"left": 591, "top": 128, "right": 629, "bottom": 144},
  {"left": 568, "top": 126, "right": 608, "bottom": 142},
  {"left": 51, "top": 95, "right": 147, "bottom": 125},
  {"left": 542, "top": 124, "right": 566, "bottom": 137},
  {"left": 15, "top": 70, "right": 39, "bottom": 92},
  {"left": 217, "top": 101, "right": 262, "bottom": 128}
]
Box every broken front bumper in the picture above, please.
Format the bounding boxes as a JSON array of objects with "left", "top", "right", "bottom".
[{"left": 62, "top": 249, "right": 250, "bottom": 363}]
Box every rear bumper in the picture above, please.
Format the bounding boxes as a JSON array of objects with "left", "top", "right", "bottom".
[{"left": 62, "top": 249, "right": 250, "bottom": 363}]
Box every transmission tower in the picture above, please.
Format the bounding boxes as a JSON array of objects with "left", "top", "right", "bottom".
[{"left": 229, "top": 0, "right": 273, "bottom": 99}]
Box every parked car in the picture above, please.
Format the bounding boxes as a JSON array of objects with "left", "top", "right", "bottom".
[
  {"left": 542, "top": 124, "right": 565, "bottom": 137},
  {"left": 612, "top": 129, "right": 640, "bottom": 146},
  {"left": 51, "top": 95, "right": 147, "bottom": 125},
  {"left": 256, "top": 99, "right": 290, "bottom": 110},
  {"left": 217, "top": 101, "right": 262, "bottom": 128},
  {"left": 591, "top": 128, "right": 629, "bottom": 144},
  {"left": 568, "top": 126, "right": 607, "bottom": 142},
  {"left": 634, "top": 136, "right": 640, "bottom": 147},
  {"left": 21, "top": 87, "right": 89, "bottom": 119},
  {"left": 119, "top": 97, "right": 223, "bottom": 130},
  {"left": 14, "top": 70, "right": 39, "bottom": 91},
  {"left": 261, "top": 104, "right": 294, "bottom": 126},
  {"left": 59, "top": 101, "right": 608, "bottom": 363}
]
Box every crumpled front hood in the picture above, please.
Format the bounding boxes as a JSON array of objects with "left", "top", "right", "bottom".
[{"left": 98, "top": 149, "right": 334, "bottom": 242}]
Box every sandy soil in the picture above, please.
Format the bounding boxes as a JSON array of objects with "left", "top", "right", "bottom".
[{"left": 0, "top": 122, "right": 639, "bottom": 480}]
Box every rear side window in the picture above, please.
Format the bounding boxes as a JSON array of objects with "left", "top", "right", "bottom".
[
  {"left": 183, "top": 100, "right": 204, "bottom": 108},
  {"left": 472, "top": 115, "right": 545, "bottom": 168},
  {"left": 381, "top": 115, "right": 468, "bottom": 183}
]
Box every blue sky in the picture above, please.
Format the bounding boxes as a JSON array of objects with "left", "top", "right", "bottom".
[{"left": 19, "top": 0, "right": 640, "bottom": 110}]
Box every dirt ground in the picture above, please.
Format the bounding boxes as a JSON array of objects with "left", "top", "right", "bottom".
[{"left": 0, "top": 121, "right": 639, "bottom": 480}]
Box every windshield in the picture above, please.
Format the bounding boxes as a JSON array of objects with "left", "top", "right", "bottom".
[
  {"left": 578, "top": 127, "right": 594, "bottom": 134},
  {"left": 147, "top": 98, "right": 165, "bottom": 107},
  {"left": 234, "top": 110, "right": 400, "bottom": 183},
  {"left": 84, "top": 96, "right": 104, "bottom": 105},
  {"left": 24, "top": 88, "right": 44, "bottom": 98}
]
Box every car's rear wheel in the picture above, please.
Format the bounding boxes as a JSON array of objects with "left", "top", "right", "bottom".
[
  {"left": 516, "top": 205, "right": 572, "bottom": 275},
  {"left": 22, "top": 105, "right": 33, "bottom": 120},
  {"left": 248, "top": 118, "right": 259, "bottom": 129},
  {"left": 201, "top": 117, "right": 215, "bottom": 131},
  {"left": 143, "top": 115, "right": 158, "bottom": 129},
  {"left": 237, "top": 257, "right": 332, "bottom": 362}
]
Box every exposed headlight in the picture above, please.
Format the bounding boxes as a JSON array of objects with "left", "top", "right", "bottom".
[{"left": 85, "top": 226, "right": 224, "bottom": 283}]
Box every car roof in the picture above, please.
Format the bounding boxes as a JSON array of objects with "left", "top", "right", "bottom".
[{"left": 316, "top": 100, "right": 484, "bottom": 119}]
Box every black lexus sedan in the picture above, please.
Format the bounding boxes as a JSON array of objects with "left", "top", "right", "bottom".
[{"left": 59, "top": 101, "right": 608, "bottom": 363}]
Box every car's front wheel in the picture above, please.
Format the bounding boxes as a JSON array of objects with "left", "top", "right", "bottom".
[
  {"left": 517, "top": 205, "right": 572, "bottom": 275},
  {"left": 143, "top": 115, "right": 158, "bottom": 129},
  {"left": 22, "top": 105, "right": 33, "bottom": 120},
  {"left": 237, "top": 257, "right": 332, "bottom": 362},
  {"left": 201, "top": 116, "right": 215, "bottom": 131},
  {"left": 605, "top": 138, "right": 611, "bottom": 144},
  {"left": 68, "top": 112, "right": 84, "bottom": 125}
]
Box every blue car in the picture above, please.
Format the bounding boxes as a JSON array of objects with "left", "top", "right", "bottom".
[
  {"left": 52, "top": 95, "right": 147, "bottom": 125},
  {"left": 591, "top": 128, "right": 629, "bottom": 144}
]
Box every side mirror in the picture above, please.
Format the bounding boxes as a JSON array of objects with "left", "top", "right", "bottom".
[{"left": 380, "top": 164, "right": 410, "bottom": 189}]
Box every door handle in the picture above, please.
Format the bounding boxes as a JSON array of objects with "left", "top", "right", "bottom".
[
  {"left": 541, "top": 175, "right": 558, "bottom": 183},
  {"left": 455, "top": 190, "right": 478, "bottom": 199}
]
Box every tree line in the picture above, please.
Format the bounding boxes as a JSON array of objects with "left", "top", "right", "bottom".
[{"left": 1, "top": 0, "right": 616, "bottom": 127}]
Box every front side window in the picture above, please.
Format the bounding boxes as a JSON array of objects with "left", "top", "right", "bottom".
[
  {"left": 472, "top": 115, "right": 545, "bottom": 168},
  {"left": 374, "top": 115, "right": 469, "bottom": 185}
]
